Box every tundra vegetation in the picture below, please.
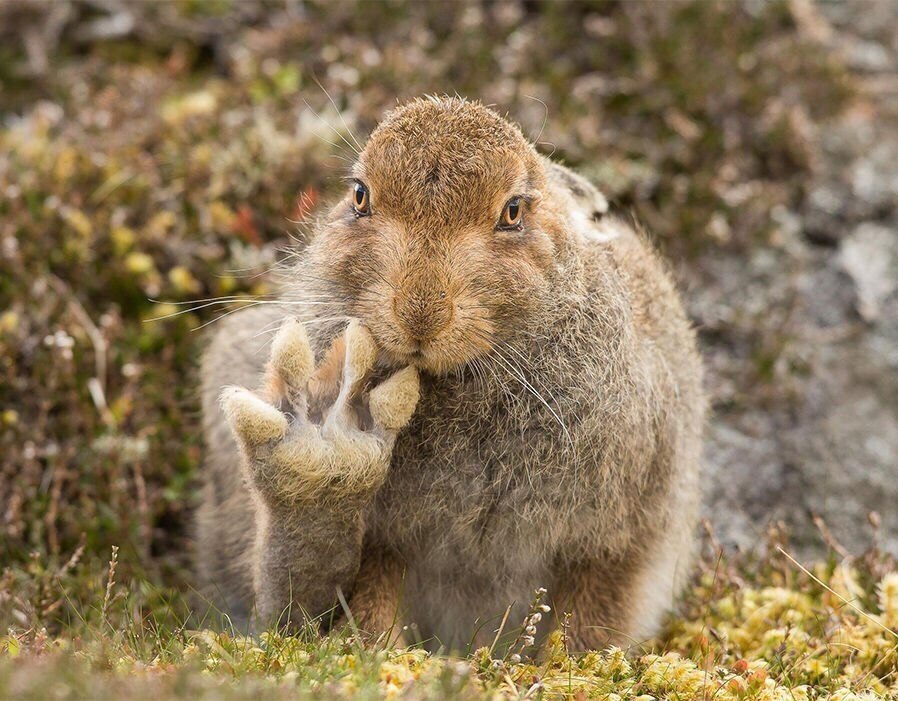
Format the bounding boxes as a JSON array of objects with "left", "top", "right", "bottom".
[{"left": 1, "top": 1, "right": 896, "bottom": 698}]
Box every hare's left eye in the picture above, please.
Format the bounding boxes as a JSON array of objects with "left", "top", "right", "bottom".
[
  {"left": 351, "top": 181, "right": 371, "bottom": 216},
  {"left": 497, "top": 196, "right": 524, "bottom": 231}
]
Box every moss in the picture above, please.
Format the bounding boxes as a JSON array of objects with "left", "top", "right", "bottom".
[{"left": 1, "top": 544, "right": 896, "bottom": 698}]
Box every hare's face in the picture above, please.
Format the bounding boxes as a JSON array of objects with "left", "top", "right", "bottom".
[{"left": 315, "top": 98, "right": 566, "bottom": 375}]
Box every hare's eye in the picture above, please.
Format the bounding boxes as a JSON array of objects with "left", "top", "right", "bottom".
[
  {"left": 497, "top": 196, "right": 524, "bottom": 231},
  {"left": 351, "top": 181, "right": 371, "bottom": 216}
]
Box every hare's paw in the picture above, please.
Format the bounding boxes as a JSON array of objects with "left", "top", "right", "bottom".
[{"left": 221, "top": 317, "right": 420, "bottom": 503}]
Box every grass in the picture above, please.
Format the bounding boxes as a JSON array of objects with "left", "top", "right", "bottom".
[
  {"left": 0, "top": 1, "right": 893, "bottom": 698},
  {"left": 2, "top": 531, "right": 897, "bottom": 699}
]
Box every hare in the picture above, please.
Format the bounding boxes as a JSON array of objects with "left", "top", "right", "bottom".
[{"left": 196, "top": 96, "right": 705, "bottom": 652}]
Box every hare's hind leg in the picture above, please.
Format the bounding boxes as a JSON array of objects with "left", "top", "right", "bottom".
[
  {"left": 550, "top": 556, "right": 644, "bottom": 652},
  {"left": 343, "top": 545, "right": 408, "bottom": 646}
]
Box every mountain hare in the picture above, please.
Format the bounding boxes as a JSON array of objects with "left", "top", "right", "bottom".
[{"left": 196, "top": 96, "right": 705, "bottom": 651}]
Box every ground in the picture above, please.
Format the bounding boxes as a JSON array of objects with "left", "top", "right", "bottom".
[{"left": 0, "top": 1, "right": 896, "bottom": 699}]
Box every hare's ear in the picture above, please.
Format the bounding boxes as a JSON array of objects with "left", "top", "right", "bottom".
[{"left": 545, "top": 159, "right": 609, "bottom": 218}]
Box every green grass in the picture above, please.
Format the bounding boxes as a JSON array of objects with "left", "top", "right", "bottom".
[
  {"left": 0, "top": 1, "right": 892, "bottom": 698},
  {"left": 2, "top": 537, "right": 897, "bottom": 699}
]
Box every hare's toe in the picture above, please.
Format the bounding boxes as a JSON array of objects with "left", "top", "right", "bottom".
[
  {"left": 268, "top": 317, "right": 315, "bottom": 393},
  {"left": 221, "top": 386, "right": 288, "bottom": 447},
  {"left": 369, "top": 366, "right": 420, "bottom": 431},
  {"left": 343, "top": 320, "right": 378, "bottom": 388}
]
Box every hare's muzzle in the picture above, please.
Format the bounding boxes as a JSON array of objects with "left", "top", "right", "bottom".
[{"left": 391, "top": 280, "right": 454, "bottom": 348}]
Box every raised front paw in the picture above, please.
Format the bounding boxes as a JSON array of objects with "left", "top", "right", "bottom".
[{"left": 220, "top": 318, "right": 419, "bottom": 504}]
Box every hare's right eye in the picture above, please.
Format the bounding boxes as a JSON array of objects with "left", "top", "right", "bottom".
[
  {"left": 497, "top": 196, "right": 525, "bottom": 231},
  {"left": 351, "top": 181, "right": 371, "bottom": 216}
]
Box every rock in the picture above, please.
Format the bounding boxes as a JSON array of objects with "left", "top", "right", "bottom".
[
  {"left": 700, "top": 232, "right": 898, "bottom": 554},
  {"left": 698, "top": 8, "right": 898, "bottom": 554},
  {"left": 839, "top": 223, "right": 898, "bottom": 322}
]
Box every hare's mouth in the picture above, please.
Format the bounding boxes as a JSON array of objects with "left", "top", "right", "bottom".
[
  {"left": 381, "top": 345, "right": 433, "bottom": 371},
  {"left": 364, "top": 314, "right": 495, "bottom": 377},
  {"left": 381, "top": 342, "right": 485, "bottom": 378}
]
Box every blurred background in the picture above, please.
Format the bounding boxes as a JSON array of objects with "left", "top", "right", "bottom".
[{"left": 0, "top": 0, "right": 896, "bottom": 622}]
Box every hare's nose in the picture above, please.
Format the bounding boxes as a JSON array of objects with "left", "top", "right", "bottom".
[{"left": 392, "top": 288, "right": 453, "bottom": 343}]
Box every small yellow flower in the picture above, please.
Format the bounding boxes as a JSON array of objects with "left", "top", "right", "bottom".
[
  {"left": 168, "top": 266, "right": 201, "bottom": 295},
  {"left": 0, "top": 311, "right": 18, "bottom": 333},
  {"left": 802, "top": 657, "right": 829, "bottom": 679},
  {"left": 62, "top": 207, "right": 93, "bottom": 238},
  {"left": 126, "top": 252, "right": 155, "bottom": 276},
  {"left": 209, "top": 200, "right": 237, "bottom": 230},
  {"left": 146, "top": 211, "right": 177, "bottom": 238},
  {"left": 111, "top": 226, "right": 136, "bottom": 254}
]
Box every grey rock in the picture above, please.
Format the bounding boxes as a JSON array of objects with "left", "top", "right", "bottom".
[
  {"left": 697, "top": 11, "right": 898, "bottom": 553},
  {"left": 839, "top": 223, "right": 898, "bottom": 322},
  {"left": 700, "top": 232, "right": 898, "bottom": 554}
]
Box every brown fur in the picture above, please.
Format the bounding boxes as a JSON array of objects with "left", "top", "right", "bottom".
[
  {"left": 348, "top": 545, "right": 407, "bottom": 645},
  {"left": 195, "top": 96, "right": 706, "bottom": 652}
]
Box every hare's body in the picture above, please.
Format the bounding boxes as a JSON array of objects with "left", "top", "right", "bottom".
[{"left": 196, "top": 98, "right": 704, "bottom": 651}]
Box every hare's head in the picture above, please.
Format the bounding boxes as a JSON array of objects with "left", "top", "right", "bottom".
[{"left": 308, "top": 96, "right": 570, "bottom": 374}]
